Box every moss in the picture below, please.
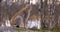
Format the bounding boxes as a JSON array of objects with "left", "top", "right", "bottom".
[
  {"left": 15, "top": 27, "right": 60, "bottom": 32},
  {"left": 28, "top": 28, "right": 40, "bottom": 31},
  {"left": 52, "top": 27, "right": 60, "bottom": 32}
]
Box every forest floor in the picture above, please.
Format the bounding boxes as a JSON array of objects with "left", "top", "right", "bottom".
[{"left": 15, "top": 27, "right": 60, "bottom": 32}]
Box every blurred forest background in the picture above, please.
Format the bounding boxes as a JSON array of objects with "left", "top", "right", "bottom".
[{"left": 0, "top": 0, "right": 60, "bottom": 32}]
